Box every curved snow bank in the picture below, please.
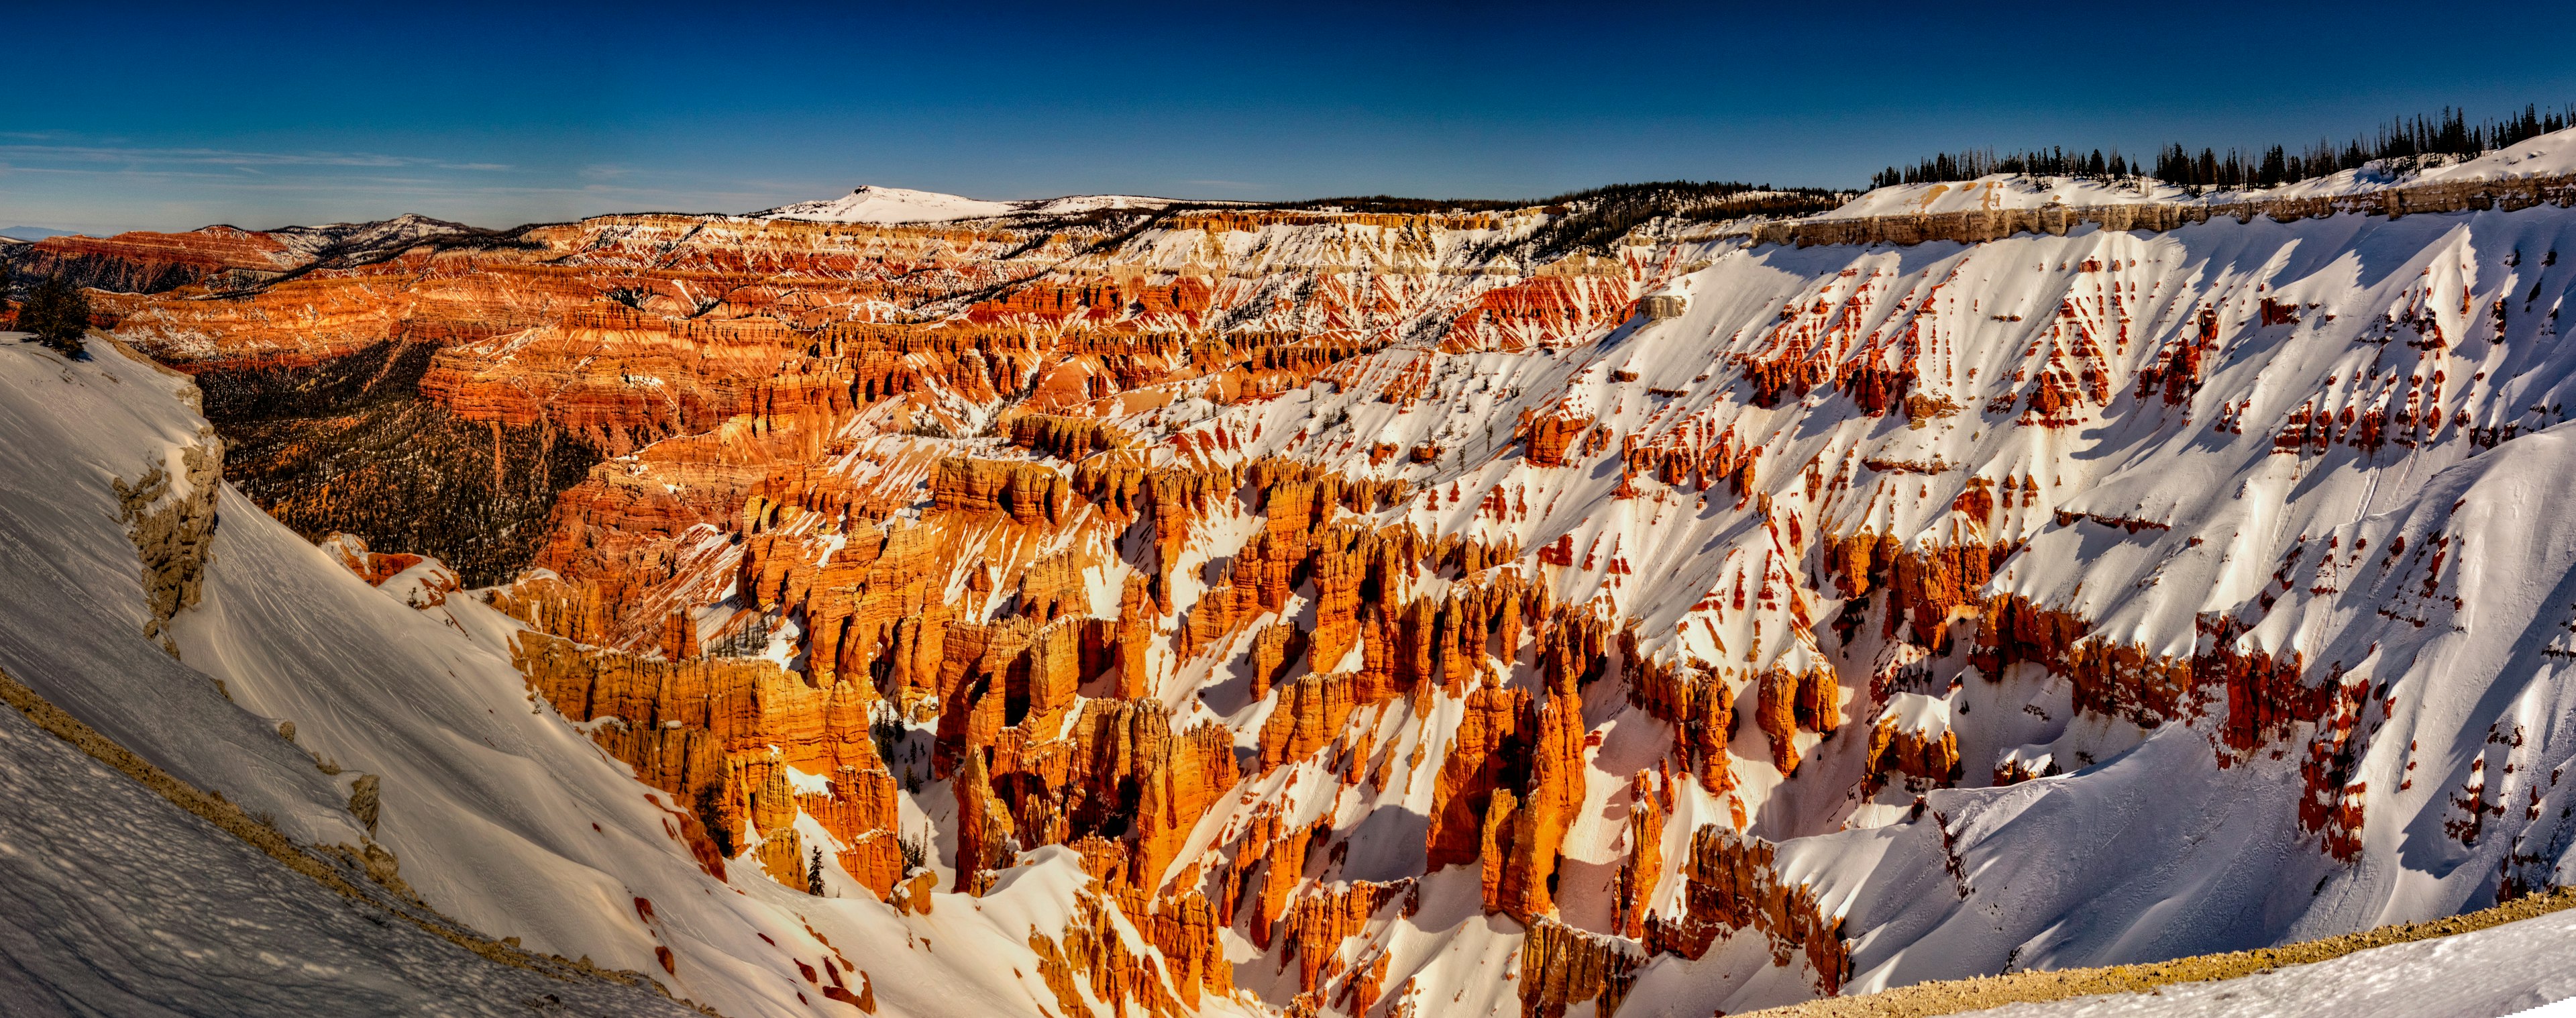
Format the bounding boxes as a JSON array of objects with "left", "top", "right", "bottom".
[{"left": 1964, "top": 905, "right": 2576, "bottom": 1017}]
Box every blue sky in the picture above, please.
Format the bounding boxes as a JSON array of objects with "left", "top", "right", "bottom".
[{"left": 6, "top": 1, "right": 2573, "bottom": 234}]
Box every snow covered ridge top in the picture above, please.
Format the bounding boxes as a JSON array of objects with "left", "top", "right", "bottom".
[
  {"left": 1746, "top": 134, "right": 2576, "bottom": 249},
  {"left": 751, "top": 184, "right": 1211, "bottom": 223},
  {"left": 1816, "top": 123, "right": 2576, "bottom": 221}
]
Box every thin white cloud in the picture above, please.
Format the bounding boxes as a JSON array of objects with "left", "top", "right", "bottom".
[{"left": 0, "top": 144, "right": 419, "bottom": 168}]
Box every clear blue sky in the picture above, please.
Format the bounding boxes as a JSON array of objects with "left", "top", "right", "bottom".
[{"left": 6, "top": 1, "right": 2572, "bottom": 234}]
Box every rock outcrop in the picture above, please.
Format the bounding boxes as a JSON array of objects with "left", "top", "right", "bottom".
[
  {"left": 511, "top": 633, "right": 904, "bottom": 895},
  {"left": 114, "top": 425, "right": 223, "bottom": 654}
]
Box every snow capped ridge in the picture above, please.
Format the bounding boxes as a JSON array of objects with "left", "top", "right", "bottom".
[
  {"left": 753, "top": 184, "right": 1199, "bottom": 223},
  {"left": 755, "top": 184, "right": 1020, "bottom": 223},
  {"left": 1821, "top": 123, "right": 2576, "bottom": 220}
]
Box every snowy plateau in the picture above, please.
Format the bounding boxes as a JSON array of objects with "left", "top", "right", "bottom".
[
  {"left": 11, "top": 130, "right": 2576, "bottom": 1018},
  {"left": 753, "top": 185, "right": 1196, "bottom": 224}
]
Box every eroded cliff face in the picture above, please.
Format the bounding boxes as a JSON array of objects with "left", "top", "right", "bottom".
[
  {"left": 113, "top": 423, "right": 224, "bottom": 656},
  {"left": 66, "top": 161, "right": 2576, "bottom": 1015}
]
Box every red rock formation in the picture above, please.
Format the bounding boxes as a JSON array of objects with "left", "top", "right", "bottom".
[
  {"left": 1491, "top": 668, "right": 1588, "bottom": 923},
  {"left": 1864, "top": 714, "right": 1962, "bottom": 791},
  {"left": 1517, "top": 918, "right": 1641, "bottom": 1018},
  {"left": 1119, "top": 885, "right": 1233, "bottom": 1005},
  {"left": 317, "top": 533, "right": 462, "bottom": 607},
  {"left": 1753, "top": 670, "right": 1804, "bottom": 774},
  {"left": 17, "top": 227, "right": 300, "bottom": 294},
  {"left": 1239, "top": 813, "right": 1327, "bottom": 952},
  {"left": 1426, "top": 685, "right": 1535, "bottom": 870},
  {"left": 1647, "top": 825, "right": 1849, "bottom": 995},
  {"left": 1441, "top": 264, "right": 1640, "bottom": 352},
  {"left": 1246, "top": 623, "right": 1303, "bottom": 701},
  {"left": 1824, "top": 532, "right": 2006, "bottom": 648},
  {"left": 933, "top": 457, "right": 1069, "bottom": 524},
  {"left": 953, "top": 750, "right": 1014, "bottom": 895},
  {"left": 1008, "top": 411, "right": 1136, "bottom": 460},
  {"left": 1976, "top": 593, "right": 2316, "bottom": 740},
  {"left": 1259, "top": 672, "right": 1362, "bottom": 774},
  {"left": 1481, "top": 787, "right": 1519, "bottom": 916},
  {"left": 1518, "top": 410, "right": 1595, "bottom": 468},
  {"left": 1626, "top": 657, "right": 1735, "bottom": 793},
  {"left": 511, "top": 632, "right": 904, "bottom": 896},
  {"left": 1052, "top": 891, "right": 1188, "bottom": 1018},
  {"left": 1280, "top": 880, "right": 1413, "bottom": 993},
  {"left": 1613, "top": 772, "right": 1664, "bottom": 939}
]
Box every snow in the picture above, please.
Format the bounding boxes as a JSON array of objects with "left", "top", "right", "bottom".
[
  {"left": 1020, "top": 194, "right": 1185, "bottom": 215},
  {"left": 1881, "top": 691, "right": 1951, "bottom": 735},
  {"left": 753, "top": 185, "right": 1026, "bottom": 223},
  {"left": 2416, "top": 127, "right": 2576, "bottom": 185},
  {"left": 753, "top": 185, "right": 1197, "bottom": 224},
  {"left": 1819, "top": 175, "right": 2202, "bottom": 219},
  {"left": 1821, "top": 125, "right": 2576, "bottom": 220},
  {"left": 0, "top": 676, "right": 702, "bottom": 1018},
  {"left": 1966, "top": 906, "right": 2576, "bottom": 1017}
]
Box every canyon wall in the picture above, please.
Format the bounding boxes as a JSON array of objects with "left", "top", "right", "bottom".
[{"left": 54, "top": 156, "right": 2576, "bottom": 1015}]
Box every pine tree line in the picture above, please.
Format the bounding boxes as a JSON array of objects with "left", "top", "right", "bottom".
[
  {"left": 1872, "top": 148, "right": 2141, "bottom": 189},
  {"left": 1872, "top": 103, "right": 2575, "bottom": 191}
]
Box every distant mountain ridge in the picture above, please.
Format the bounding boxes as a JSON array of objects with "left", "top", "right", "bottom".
[
  {"left": 0, "top": 213, "right": 491, "bottom": 295},
  {"left": 751, "top": 184, "right": 1217, "bottom": 223}
]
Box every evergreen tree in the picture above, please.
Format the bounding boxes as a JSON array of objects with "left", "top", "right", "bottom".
[
  {"left": 806, "top": 847, "right": 827, "bottom": 896},
  {"left": 17, "top": 276, "right": 91, "bottom": 358}
]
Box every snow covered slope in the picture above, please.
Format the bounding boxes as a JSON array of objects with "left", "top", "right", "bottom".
[
  {"left": 754, "top": 185, "right": 1189, "bottom": 223},
  {"left": 0, "top": 336, "right": 695, "bottom": 1017},
  {"left": 1966, "top": 906, "right": 2576, "bottom": 1017},
  {"left": 0, "top": 670, "right": 704, "bottom": 1017},
  {"left": 757, "top": 185, "right": 1021, "bottom": 223}
]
